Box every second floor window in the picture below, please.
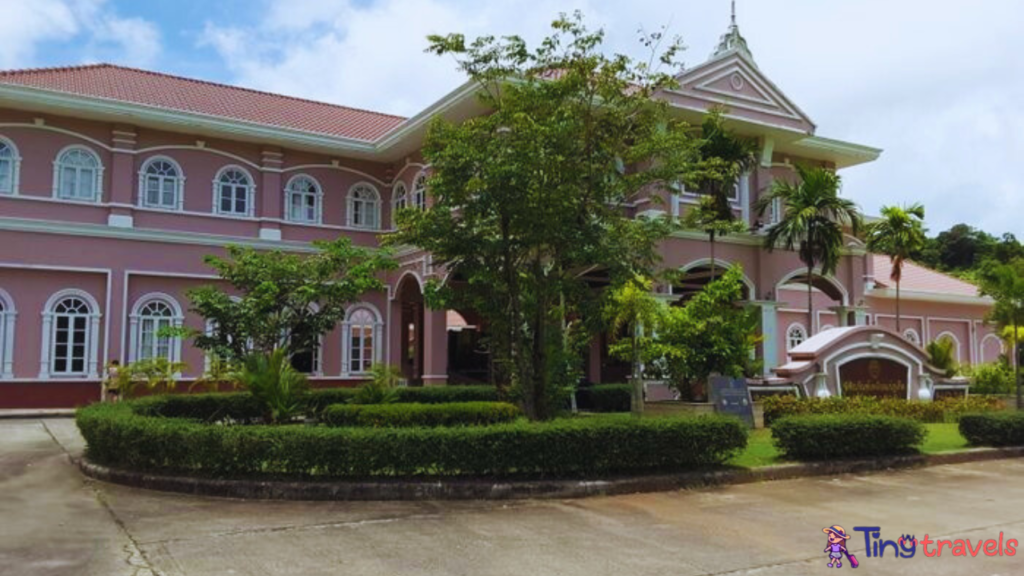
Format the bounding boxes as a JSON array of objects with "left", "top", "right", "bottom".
[
  {"left": 55, "top": 146, "right": 102, "bottom": 202},
  {"left": 348, "top": 183, "right": 381, "bottom": 229},
  {"left": 285, "top": 175, "right": 322, "bottom": 224},
  {"left": 412, "top": 172, "right": 427, "bottom": 210},
  {"left": 392, "top": 181, "right": 408, "bottom": 227},
  {"left": 140, "top": 157, "right": 184, "bottom": 210},
  {"left": 0, "top": 138, "right": 19, "bottom": 195},
  {"left": 215, "top": 167, "right": 254, "bottom": 217}
]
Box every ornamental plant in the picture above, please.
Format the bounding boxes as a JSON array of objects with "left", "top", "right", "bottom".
[{"left": 233, "top": 348, "right": 310, "bottom": 424}]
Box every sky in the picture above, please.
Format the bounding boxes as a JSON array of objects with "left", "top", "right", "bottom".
[{"left": 2, "top": 0, "right": 1021, "bottom": 237}]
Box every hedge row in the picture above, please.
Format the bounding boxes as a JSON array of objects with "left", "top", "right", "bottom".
[
  {"left": 959, "top": 412, "right": 1024, "bottom": 447},
  {"left": 761, "top": 395, "right": 1004, "bottom": 426},
  {"left": 575, "top": 384, "right": 631, "bottom": 413},
  {"left": 76, "top": 402, "right": 747, "bottom": 478},
  {"left": 322, "top": 402, "right": 521, "bottom": 428},
  {"left": 772, "top": 414, "right": 926, "bottom": 460},
  {"left": 129, "top": 386, "right": 502, "bottom": 422}
]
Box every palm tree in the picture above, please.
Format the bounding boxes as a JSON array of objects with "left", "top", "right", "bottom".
[
  {"left": 683, "top": 110, "right": 758, "bottom": 280},
  {"left": 864, "top": 203, "right": 927, "bottom": 333},
  {"left": 755, "top": 165, "right": 862, "bottom": 336}
]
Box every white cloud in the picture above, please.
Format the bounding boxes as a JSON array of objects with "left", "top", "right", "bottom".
[
  {"left": 194, "top": 0, "right": 1022, "bottom": 236},
  {"left": 0, "top": 0, "right": 161, "bottom": 69}
]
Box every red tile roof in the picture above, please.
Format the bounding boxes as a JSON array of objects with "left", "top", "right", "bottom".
[
  {"left": 0, "top": 64, "right": 407, "bottom": 142},
  {"left": 871, "top": 254, "right": 980, "bottom": 297}
]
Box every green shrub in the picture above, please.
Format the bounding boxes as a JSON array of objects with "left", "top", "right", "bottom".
[
  {"left": 131, "top": 393, "right": 264, "bottom": 422},
  {"left": 322, "top": 402, "right": 521, "bottom": 428},
  {"left": 959, "top": 412, "right": 1024, "bottom": 447},
  {"left": 966, "top": 362, "right": 1016, "bottom": 395},
  {"left": 771, "top": 414, "right": 925, "bottom": 460},
  {"left": 349, "top": 364, "right": 402, "bottom": 405},
  {"left": 761, "top": 395, "right": 1002, "bottom": 425},
  {"left": 76, "top": 402, "right": 747, "bottom": 478},
  {"left": 575, "top": 384, "right": 631, "bottom": 413}
]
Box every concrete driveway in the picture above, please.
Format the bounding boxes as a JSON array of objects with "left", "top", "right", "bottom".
[{"left": 2, "top": 418, "right": 1023, "bottom": 576}]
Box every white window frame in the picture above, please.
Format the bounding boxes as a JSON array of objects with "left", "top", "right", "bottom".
[
  {"left": 786, "top": 323, "right": 808, "bottom": 352},
  {"left": 412, "top": 172, "right": 428, "bottom": 210},
  {"left": 52, "top": 145, "right": 104, "bottom": 203},
  {"left": 212, "top": 165, "right": 256, "bottom": 218},
  {"left": 0, "top": 288, "right": 16, "bottom": 379},
  {"left": 341, "top": 303, "right": 384, "bottom": 376},
  {"left": 284, "top": 174, "right": 323, "bottom": 224},
  {"left": 138, "top": 156, "right": 185, "bottom": 211},
  {"left": 39, "top": 289, "right": 101, "bottom": 379},
  {"left": 392, "top": 181, "right": 408, "bottom": 227},
  {"left": 347, "top": 182, "right": 382, "bottom": 230},
  {"left": 0, "top": 136, "right": 22, "bottom": 196},
  {"left": 129, "top": 294, "right": 184, "bottom": 364},
  {"left": 903, "top": 328, "right": 921, "bottom": 347}
]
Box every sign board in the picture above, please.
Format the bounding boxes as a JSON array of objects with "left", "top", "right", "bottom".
[
  {"left": 838, "top": 357, "right": 908, "bottom": 399},
  {"left": 709, "top": 376, "right": 754, "bottom": 428}
]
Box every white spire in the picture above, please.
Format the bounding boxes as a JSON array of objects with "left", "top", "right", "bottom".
[{"left": 712, "top": 0, "right": 755, "bottom": 64}]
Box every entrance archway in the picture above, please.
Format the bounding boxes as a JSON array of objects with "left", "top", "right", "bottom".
[
  {"left": 672, "top": 259, "right": 754, "bottom": 304},
  {"left": 396, "top": 273, "right": 424, "bottom": 385}
]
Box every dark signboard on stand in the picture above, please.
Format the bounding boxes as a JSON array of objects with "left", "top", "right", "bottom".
[{"left": 709, "top": 376, "right": 754, "bottom": 428}]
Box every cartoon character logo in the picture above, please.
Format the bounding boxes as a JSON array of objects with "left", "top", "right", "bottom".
[{"left": 823, "top": 525, "right": 859, "bottom": 568}]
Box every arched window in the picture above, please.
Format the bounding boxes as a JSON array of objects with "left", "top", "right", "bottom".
[
  {"left": 130, "top": 296, "right": 183, "bottom": 363},
  {"left": 139, "top": 157, "right": 184, "bottom": 210},
  {"left": 903, "top": 329, "right": 921, "bottom": 346},
  {"left": 54, "top": 146, "right": 103, "bottom": 201},
  {"left": 0, "top": 137, "right": 21, "bottom": 195},
  {"left": 392, "top": 181, "right": 408, "bottom": 226},
  {"left": 787, "top": 323, "right": 807, "bottom": 351},
  {"left": 342, "top": 305, "right": 383, "bottom": 376},
  {"left": 348, "top": 183, "right": 381, "bottom": 229},
  {"left": 412, "top": 172, "right": 427, "bottom": 210},
  {"left": 214, "top": 166, "right": 254, "bottom": 217},
  {"left": 41, "top": 290, "right": 101, "bottom": 378},
  {"left": 285, "top": 175, "right": 322, "bottom": 224},
  {"left": 0, "top": 289, "right": 15, "bottom": 379}
]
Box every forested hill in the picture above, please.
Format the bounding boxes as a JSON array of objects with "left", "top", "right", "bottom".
[{"left": 911, "top": 224, "right": 1024, "bottom": 283}]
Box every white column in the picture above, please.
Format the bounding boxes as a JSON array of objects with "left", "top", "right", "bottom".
[
  {"left": 39, "top": 313, "right": 52, "bottom": 379},
  {"left": 340, "top": 321, "right": 351, "bottom": 376},
  {"left": 1, "top": 312, "right": 14, "bottom": 378},
  {"left": 752, "top": 301, "right": 782, "bottom": 377},
  {"left": 127, "top": 315, "right": 139, "bottom": 363},
  {"left": 88, "top": 315, "right": 101, "bottom": 378}
]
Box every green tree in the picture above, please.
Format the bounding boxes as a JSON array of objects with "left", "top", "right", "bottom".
[
  {"left": 183, "top": 238, "right": 394, "bottom": 363},
  {"left": 682, "top": 111, "right": 758, "bottom": 280},
  {"left": 755, "top": 165, "right": 862, "bottom": 336},
  {"left": 925, "top": 337, "right": 958, "bottom": 379},
  {"left": 392, "top": 13, "right": 696, "bottom": 420},
  {"left": 978, "top": 259, "right": 1024, "bottom": 409},
  {"left": 864, "top": 203, "right": 927, "bottom": 332},
  {"left": 651, "top": 268, "right": 759, "bottom": 400},
  {"left": 604, "top": 275, "right": 667, "bottom": 416}
]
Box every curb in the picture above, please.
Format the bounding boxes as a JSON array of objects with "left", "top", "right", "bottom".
[
  {"left": 77, "top": 446, "right": 1024, "bottom": 501},
  {"left": 0, "top": 409, "right": 76, "bottom": 420}
]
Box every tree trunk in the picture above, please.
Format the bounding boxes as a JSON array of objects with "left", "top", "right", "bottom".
[
  {"left": 631, "top": 327, "right": 643, "bottom": 417},
  {"left": 710, "top": 231, "right": 717, "bottom": 282},
  {"left": 896, "top": 279, "right": 902, "bottom": 333},
  {"left": 807, "top": 265, "right": 814, "bottom": 336}
]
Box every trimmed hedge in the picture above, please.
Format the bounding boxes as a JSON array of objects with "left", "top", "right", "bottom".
[
  {"left": 575, "top": 384, "right": 631, "bottom": 413},
  {"left": 771, "top": 414, "right": 925, "bottom": 460},
  {"left": 76, "top": 402, "right": 747, "bottom": 478},
  {"left": 959, "top": 412, "right": 1024, "bottom": 447},
  {"left": 127, "top": 386, "right": 502, "bottom": 422},
  {"left": 322, "top": 402, "right": 521, "bottom": 428},
  {"left": 761, "top": 395, "right": 1004, "bottom": 426}
]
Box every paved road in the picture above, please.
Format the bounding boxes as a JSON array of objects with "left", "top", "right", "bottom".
[{"left": 2, "top": 418, "right": 1023, "bottom": 575}]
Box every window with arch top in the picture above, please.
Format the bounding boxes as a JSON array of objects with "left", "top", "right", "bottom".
[
  {"left": 411, "top": 172, "right": 427, "bottom": 210},
  {"left": 139, "top": 156, "right": 184, "bottom": 210},
  {"left": 787, "top": 323, "right": 807, "bottom": 351},
  {"left": 285, "top": 174, "right": 322, "bottom": 224},
  {"left": 131, "top": 297, "right": 183, "bottom": 363},
  {"left": 214, "top": 166, "right": 254, "bottom": 217},
  {"left": 903, "top": 328, "right": 921, "bottom": 346},
  {"left": 342, "top": 305, "right": 383, "bottom": 375},
  {"left": 348, "top": 183, "right": 381, "bottom": 229},
  {"left": 392, "top": 181, "right": 408, "bottom": 227},
  {"left": 54, "top": 146, "right": 103, "bottom": 202},
  {"left": 0, "top": 137, "right": 20, "bottom": 195},
  {"left": 41, "top": 291, "right": 101, "bottom": 378}
]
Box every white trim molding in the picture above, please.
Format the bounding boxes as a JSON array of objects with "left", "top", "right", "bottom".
[{"left": 0, "top": 134, "right": 22, "bottom": 196}]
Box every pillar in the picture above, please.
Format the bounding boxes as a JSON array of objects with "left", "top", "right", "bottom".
[
  {"left": 108, "top": 126, "right": 136, "bottom": 228},
  {"left": 752, "top": 300, "right": 782, "bottom": 377},
  {"left": 422, "top": 308, "right": 448, "bottom": 386},
  {"left": 829, "top": 305, "right": 850, "bottom": 327},
  {"left": 259, "top": 148, "right": 284, "bottom": 241}
]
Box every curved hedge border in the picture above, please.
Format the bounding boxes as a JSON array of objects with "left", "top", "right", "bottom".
[
  {"left": 772, "top": 414, "right": 925, "bottom": 460},
  {"left": 960, "top": 412, "right": 1024, "bottom": 447},
  {"left": 76, "top": 402, "right": 747, "bottom": 479},
  {"left": 322, "top": 402, "right": 521, "bottom": 428},
  {"left": 761, "top": 395, "right": 1004, "bottom": 426}
]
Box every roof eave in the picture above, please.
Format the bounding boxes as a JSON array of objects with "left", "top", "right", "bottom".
[{"left": 866, "top": 287, "right": 993, "bottom": 306}]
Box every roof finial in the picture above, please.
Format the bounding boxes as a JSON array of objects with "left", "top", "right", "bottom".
[
  {"left": 731, "top": 0, "right": 737, "bottom": 26},
  {"left": 712, "top": 0, "right": 756, "bottom": 65}
]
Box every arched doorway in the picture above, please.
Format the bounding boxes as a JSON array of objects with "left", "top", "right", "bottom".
[
  {"left": 775, "top": 269, "right": 849, "bottom": 336},
  {"left": 671, "top": 260, "right": 754, "bottom": 304},
  {"left": 396, "top": 273, "right": 424, "bottom": 385}
]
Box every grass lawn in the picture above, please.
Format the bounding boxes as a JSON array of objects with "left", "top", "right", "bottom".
[{"left": 728, "top": 423, "right": 969, "bottom": 468}]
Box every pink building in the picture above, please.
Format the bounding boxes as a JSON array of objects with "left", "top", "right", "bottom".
[{"left": 0, "top": 20, "right": 998, "bottom": 407}]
